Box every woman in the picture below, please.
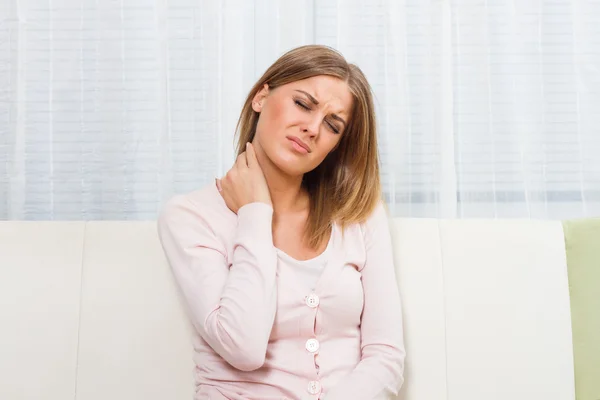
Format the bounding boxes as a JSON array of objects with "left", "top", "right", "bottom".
[{"left": 157, "top": 45, "right": 405, "bottom": 400}]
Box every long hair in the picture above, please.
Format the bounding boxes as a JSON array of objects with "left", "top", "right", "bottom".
[{"left": 234, "top": 45, "right": 384, "bottom": 249}]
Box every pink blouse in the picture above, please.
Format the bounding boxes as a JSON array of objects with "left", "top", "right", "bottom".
[{"left": 157, "top": 182, "right": 405, "bottom": 399}]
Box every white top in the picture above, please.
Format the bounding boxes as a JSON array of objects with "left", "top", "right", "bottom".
[{"left": 275, "top": 234, "right": 333, "bottom": 291}]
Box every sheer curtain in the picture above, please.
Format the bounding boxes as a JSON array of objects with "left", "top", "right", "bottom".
[{"left": 1, "top": 0, "right": 598, "bottom": 220}]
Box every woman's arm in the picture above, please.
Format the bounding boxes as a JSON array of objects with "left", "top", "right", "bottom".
[
  {"left": 324, "top": 201, "right": 406, "bottom": 399},
  {"left": 157, "top": 194, "right": 278, "bottom": 372}
]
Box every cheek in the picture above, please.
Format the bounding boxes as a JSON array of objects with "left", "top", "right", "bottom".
[
  {"left": 259, "top": 99, "right": 289, "bottom": 134},
  {"left": 323, "top": 135, "right": 341, "bottom": 154},
  {"left": 313, "top": 136, "right": 340, "bottom": 164}
]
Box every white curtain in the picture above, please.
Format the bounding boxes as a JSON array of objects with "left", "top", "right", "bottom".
[{"left": 1, "top": 0, "right": 598, "bottom": 220}]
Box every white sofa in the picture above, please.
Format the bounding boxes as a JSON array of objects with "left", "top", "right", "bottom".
[{"left": 0, "top": 219, "right": 578, "bottom": 400}]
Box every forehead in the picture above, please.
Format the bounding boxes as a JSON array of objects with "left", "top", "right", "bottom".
[{"left": 285, "top": 75, "right": 353, "bottom": 116}]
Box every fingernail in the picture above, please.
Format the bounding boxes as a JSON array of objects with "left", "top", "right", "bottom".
[{"left": 215, "top": 178, "right": 222, "bottom": 191}]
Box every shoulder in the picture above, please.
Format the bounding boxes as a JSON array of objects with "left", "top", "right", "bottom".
[
  {"left": 336, "top": 199, "right": 391, "bottom": 249},
  {"left": 158, "top": 182, "right": 234, "bottom": 233},
  {"left": 336, "top": 199, "right": 390, "bottom": 243},
  {"left": 338, "top": 199, "right": 392, "bottom": 271},
  {"left": 359, "top": 199, "right": 391, "bottom": 236}
]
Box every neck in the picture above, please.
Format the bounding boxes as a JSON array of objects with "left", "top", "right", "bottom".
[{"left": 252, "top": 140, "right": 309, "bottom": 215}]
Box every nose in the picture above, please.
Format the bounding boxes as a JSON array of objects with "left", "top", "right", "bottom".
[{"left": 301, "top": 116, "right": 320, "bottom": 138}]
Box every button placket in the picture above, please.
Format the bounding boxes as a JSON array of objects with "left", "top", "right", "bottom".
[{"left": 303, "top": 290, "right": 322, "bottom": 389}]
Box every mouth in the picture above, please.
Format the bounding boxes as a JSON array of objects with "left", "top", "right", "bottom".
[{"left": 287, "top": 136, "right": 311, "bottom": 154}]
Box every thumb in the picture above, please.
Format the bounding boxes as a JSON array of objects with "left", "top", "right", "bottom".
[{"left": 245, "top": 142, "right": 258, "bottom": 168}]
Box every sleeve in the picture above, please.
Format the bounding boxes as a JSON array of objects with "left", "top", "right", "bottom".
[
  {"left": 156, "top": 194, "right": 278, "bottom": 372},
  {"left": 323, "top": 201, "right": 406, "bottom": 400}
]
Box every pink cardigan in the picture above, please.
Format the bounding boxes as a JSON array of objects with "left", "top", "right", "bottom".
[{"left": 157, "top": 183, "right": 405, "bottom": 399}]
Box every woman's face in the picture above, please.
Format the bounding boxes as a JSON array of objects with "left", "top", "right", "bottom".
[{"left": 252, "top": 75, "right": 353, "bottom": 177}]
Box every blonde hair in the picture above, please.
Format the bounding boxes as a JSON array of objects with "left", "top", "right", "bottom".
[{"left": 234, "top": 45, "right": 384, "bottom": 249}]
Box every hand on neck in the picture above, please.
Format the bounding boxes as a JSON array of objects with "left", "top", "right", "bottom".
[{"left": 252, "top": 140, "right": 309, "bottom": 215}]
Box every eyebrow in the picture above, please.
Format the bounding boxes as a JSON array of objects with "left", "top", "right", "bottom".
[
  {"left": 330, "top": 114, "right": 347, "bottom": 127},
  {"left": 294, "top": 90, "right": 348, "bottom": 127},
  {"left": 295, "top": 90, "right": 319, "bottom": 105}
]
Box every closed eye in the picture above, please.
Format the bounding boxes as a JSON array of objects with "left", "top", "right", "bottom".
[
  {"left": 295, "top": 98, "right": 341, "bottom": 134},
  {"left": 294, "top": 100, "right": 310, "bottom": 110},
  {"left": 327, "top": 121, "right": 340, "bottom": 134}
]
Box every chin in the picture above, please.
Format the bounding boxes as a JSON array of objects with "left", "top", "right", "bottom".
[{"left": 269, "top": 147, "right": 313, "bottom": 177}]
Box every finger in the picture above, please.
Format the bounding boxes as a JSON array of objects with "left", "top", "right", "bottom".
[
  {"left": 245, "top": 142, "right": 257, "bottom": 169},
  {"left": 236, "top": 151, "right": 248, "bottom": 168},
  {"left": 215, "top": 178, "right": 222, "bottom": 192}
]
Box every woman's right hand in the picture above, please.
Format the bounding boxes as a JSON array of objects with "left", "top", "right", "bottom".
[{"left": 216, "top": 142, "right": 272, "bottom": 214}]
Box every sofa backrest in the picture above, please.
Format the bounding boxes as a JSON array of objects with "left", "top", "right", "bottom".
[
  {"left": 0, "top": 222, "right": 193, "bottom": 400},
  {"left": 392, "top": 219, "right": 575, "bottom": 400},
  {"left": 0, "top": 219, "right": 580, "bottom": 399}
]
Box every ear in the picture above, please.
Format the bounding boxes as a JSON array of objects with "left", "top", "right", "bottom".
[{"left": 251, "top": 84, "right": 269, "bottom": 112}]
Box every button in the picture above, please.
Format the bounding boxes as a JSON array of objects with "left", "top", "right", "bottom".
[
  {"left": 305, "top": 293, "right": 320, "bottom": 308},
  {"left": 307, "top": 380, "right": 321, "bottom": 395},
  {"left": 305, "top": 338, "right": 319, "bottom": 353}
]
